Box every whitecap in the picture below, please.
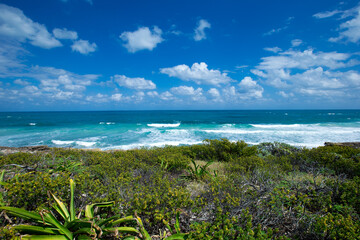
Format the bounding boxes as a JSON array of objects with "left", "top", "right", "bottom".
[
  {"left": 52, "top": 140, "right": 74, "bottom": 145},
  {"left": 147, "top": 123, "right": 181, "bottom": 128},
  {"left": 251, "top": 124, "right": 302, "bottom": 128},
  {"left": 76, "top": 141, "right": 96, "bottom": 147},
  {"left": 106, "top": 122, "right": 115, "bottom": 125},
  {"left": 29, "top": 123, "right": 37, "bottom": 126}
]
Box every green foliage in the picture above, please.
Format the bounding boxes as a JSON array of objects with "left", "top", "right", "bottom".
[
  {"left": 311, "top": 213, "right": 360, "bottom": 239},
  {"left": 1, "top": 140, "right": 359, "bottom": 239},
  {"left": 185, "top": 159, "right": 214, "bottom": 181},
  {"left": 1, "top": 179, "right": 152, "bottom": 240},
  {"left": 257, "top": 142, "right": 300, "bottom": 157},
  {"left": 226, "top": 156, "right": 265, "bottom": 174},
  {"left": 188, "top": 209, "right": 283, "bottom": 240},
  {"left": 0, "top": 152, "right": 42, "bottom": 167},
  {"left": 187, "top": 139, "right": 257, "bottom": 162},
  {"left": 5, "top": 171, "right": 70, "bottom": 210}
]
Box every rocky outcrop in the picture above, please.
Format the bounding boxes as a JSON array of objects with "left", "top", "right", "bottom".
[
  {"left": 0, "top": 145, "right": 51, "bottom": 155},
  {"left": 324, "top": 142, "right": 360, "bottom": 149}
]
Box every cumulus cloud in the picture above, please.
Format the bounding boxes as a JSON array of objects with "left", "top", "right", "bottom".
[
  {"left": 207, "top": 88, "right": 222, "bottom": 102},
  {"left": 257, "top": 49, "right": 353, "bottom": 71},
  {"left": 120, "top": 26, "right": 163, "bottom": 53},
  {"left": 71, "top": 40, "right": 97, "bottom": 54},
  {"left": 113, "top": 75, "right": 156, "bottom": 90},
  {"left": 0, "top": 4, "right": 62, "bottom": 49},
  {"left": 147, "top": 91, "right": 159, "bottom": 97},
  {"left": 170, "top": 85, "right": 204, "bottom": 101},
  {"left": 194, "top": 19, "right": 211, "bottom": 41},
  {"left": 53, "top": 28, "right": 78, "bottom": 40},
  {"left": 111, "top": 93, "right": 122, "bottom": 102},
  {"left": 278, "top": 91, "right": 294, "bottom": 98},
  {"left": 160, "top": 62, "right": 233, "bottom": 86},
  {"left": 86, "top": 93, "right": 109, "bottom": 103},
  {"left": 238, "top": 77, "right": 264, "bottom": 99},
  {"left": 159, "top": 91, "right": 174, "bottom": 101},
  {"left": 170, "top": 86, "right": 202, "bottom": 95},
  {"left": 252, "top": 47, "right": 360, "bottom": 98}
]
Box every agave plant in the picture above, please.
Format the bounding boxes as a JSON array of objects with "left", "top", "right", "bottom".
[
  {"left": 186, "top": 159, "right": 213, "bottom": 181},
  {"left": 0, "top": 179, "right": 188, "bottom": 240},
  {"left": 0, "top": 179, "right": 148, "bottom": 239}
]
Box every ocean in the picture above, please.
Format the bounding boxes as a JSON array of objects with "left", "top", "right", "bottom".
[{"left": 0, "top": 110, "right": 359, "bottom": 150}]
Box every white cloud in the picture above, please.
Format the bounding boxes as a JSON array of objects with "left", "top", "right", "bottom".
[
  {"left": 263, "top": 26, "right": 288, "bottom": 36},
  {"left": 170, "top": 86, "right": 204, "bottom": 101},
  {"left": 147, "top": 91, "right": 159, "bottom": 97},
  {"left": 291, "top": 39, "right": 303, "bottom": 47},
  {"left": 111, "top": 93, "right": 122, "bottom": 102},
  {"left": 170, "top": 86, "right": 202, "bottom": 95},
  {"left": 264, "top": 47, "right": 282, "bottom": 53},
  {"left": 207, "top": 88, "right": 223, "bottom": 102},
  {"left": 315, "top": 4, "right": 360, "bottom": 43},
  {"left": 71, "top": 40, "right": 97, "bottom": 54},
  {"left": 278, "top": 91, "right": 294, "bottom": 98},
  {"left": 257, "top": 49, "right": 352, "bottom": 70},
  {"left": 0, "top": 4, "right": 62, "bottom": 49},
  {"left": 238, "top": 76, "right": 258, "bottom": 88},
  {"left": 252, "top": 47, "right": 360, "bottom": 99},
  {"left": 194, "top": 19, "right": 211, "bottom": 41},
  {"left": 113, "top": 75, "right": 156, "bottom": 90},
  {"left": 14, "top": 79, "right": 30, "bottom": 85},
  {"left": 330, "top": 5, "right": 360, "bottom": 43},
  {"left": 86, "top": 93, "right": 109, "bottom": 103},
  {"left": 238, "top": 77, "right": 264, "bottom": 99},
  {"left": 160, "top": 62, "right": 233, "bottom": 86},
  {"left": 159, "top": 91, "right": 174, "bottom": 101},
  {"left": 208, "top": 88, "right": 220, "bottom": 98},
  {"left": 53, "top": 28, "right": 78, "bottom": 40},
  {"left": 313, "top": 10, "right": 342, "bottom": 19},
  {"left": 120, "top": 26, "right": 163, "bottom": 53}
]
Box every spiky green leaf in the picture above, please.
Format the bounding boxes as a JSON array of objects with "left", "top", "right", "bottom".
[
  {"left": 69, "top": 179, "right": 75, "bottom": 222},
  {"left": 165, "top": 233, "right": 188, "bottom": 240},
  {"left": 51, "top": 193, "right": 70, "bottom": 222},
  {"left": 107, "top": 215, "right": 136, "bottom": 227},
  {"left": 103, "top": 226, "right": 140, "bottom": 235},
  {"left": 0, "top": 207, "right": 45, "bottom": 224},
  {"left": 84, "top": 201, "right": 114, "bottom": 219},
  {"left": 42, "top": 211, "right": 73, "bottom": 240},
  {"left": 20, "top": 235, "right": 69, "bottom": 240},
  {"left": 12, "top": 225, "right": 60, "bottom": 235}
]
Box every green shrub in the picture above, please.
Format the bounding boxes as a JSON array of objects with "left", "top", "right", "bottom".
[
  {"left": 311, "top": 213, "right": 360, "bottom": 239},
  {"left": 226, "top": 156, "right": 265, "bottom": 174}
]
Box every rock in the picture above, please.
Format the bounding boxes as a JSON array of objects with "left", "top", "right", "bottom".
[{"left": 324, "top": 142, "right": 360, "bottom": 149}]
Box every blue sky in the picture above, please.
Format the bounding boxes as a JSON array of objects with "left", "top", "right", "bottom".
[{"left": 0, "top": 0, "right": 359, "bottom": 111}]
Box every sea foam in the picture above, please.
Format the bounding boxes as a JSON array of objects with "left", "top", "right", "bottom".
[{"left": 147, "top": 123, "right": 180, "bottom": 127}]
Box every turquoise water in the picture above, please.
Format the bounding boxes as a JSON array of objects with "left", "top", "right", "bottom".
[{"left": 0, "top": 110, "right": 359, "bottom": 149}]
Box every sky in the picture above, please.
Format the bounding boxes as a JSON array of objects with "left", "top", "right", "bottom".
[{"left": 0, "top": 0, "right": 359, "bottom": 111}]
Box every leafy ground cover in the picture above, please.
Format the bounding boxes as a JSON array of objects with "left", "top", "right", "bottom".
[{"left": 0, "top": 139, "right": 359, "bottom": 239}]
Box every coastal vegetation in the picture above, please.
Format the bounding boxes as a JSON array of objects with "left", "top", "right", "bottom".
[{"left": 0, "top": 139, "right": 359, "bottom": 239}]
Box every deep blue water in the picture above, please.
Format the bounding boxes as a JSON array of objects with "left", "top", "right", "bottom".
[{"left": 0, "top": 110, "right": 359, "bottom": 149}]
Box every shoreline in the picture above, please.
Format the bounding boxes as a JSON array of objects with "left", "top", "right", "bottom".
[{"left": 1, "top": 141, "right": 360, "bottom": 155}]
